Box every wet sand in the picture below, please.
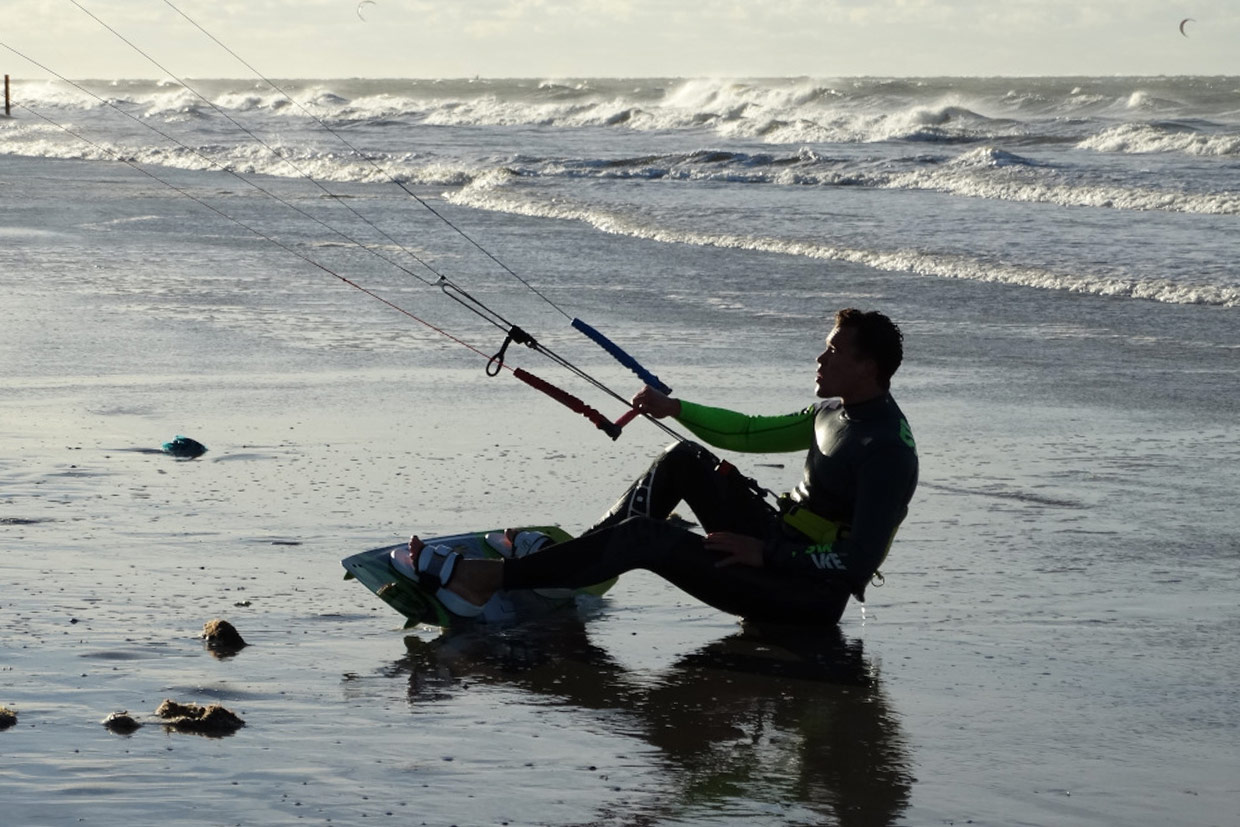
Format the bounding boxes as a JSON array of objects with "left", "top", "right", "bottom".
[{"left": 3, "top": 356, "right": 1237, "bottom": 827}]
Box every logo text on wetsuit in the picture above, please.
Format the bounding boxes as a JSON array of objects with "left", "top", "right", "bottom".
[{"left": 804, "top": 544, "right": 846, "bottom": 571}]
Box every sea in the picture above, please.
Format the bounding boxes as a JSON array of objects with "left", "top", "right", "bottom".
[{"left": 2, "top": 75, "right": 1238, "bottom": 826}]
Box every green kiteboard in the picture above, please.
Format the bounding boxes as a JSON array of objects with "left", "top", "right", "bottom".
[{"left": 342, "top": 526, "right": 615, "bottom": 629}]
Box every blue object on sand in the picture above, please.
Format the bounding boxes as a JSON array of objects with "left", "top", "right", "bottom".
[{"left": 162, "top": 435, "right": 207, "bottom": 459}]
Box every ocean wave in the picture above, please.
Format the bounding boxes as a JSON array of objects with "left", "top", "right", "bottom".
[
  {"left": 0, "top": 130, "right": 475, "bottom": 188},
  {"left": 520, "top": 146, "right": 1240, "bottom": 216},
  {"left": 446, "top": 183, "right": 1240, "bottom": 309},
  {"left": 1078, "top": 123, "right": 1240, "bottom": 157},
  {"left": 6, "top": 103, "right": 1234, "bottom": 218},
  {"left": 10, "top": 76, "right": 1239, "bottom": 157},
  {"left": 8, "top": 120, "right": 1233, "bottom": 218},
  {"left": 881, "top": 147, "right": 1240, "bottom": 215}
]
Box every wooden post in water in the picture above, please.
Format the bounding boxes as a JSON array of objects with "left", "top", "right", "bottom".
[{"left": 4, "top": 75, "right": 10, "bottom": 117}]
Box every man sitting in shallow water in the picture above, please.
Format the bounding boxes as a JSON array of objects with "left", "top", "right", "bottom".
[{"left": 409, "top": 308, "right": 919, "bottom": 627}]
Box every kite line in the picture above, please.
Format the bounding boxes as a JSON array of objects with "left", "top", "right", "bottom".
[{"left": 1, "top": 2, "right": 681, "bottom": 440}]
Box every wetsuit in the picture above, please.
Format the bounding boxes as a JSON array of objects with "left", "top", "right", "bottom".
[{"left": 502, "top": 394, "right": 918, "bottom": 626}]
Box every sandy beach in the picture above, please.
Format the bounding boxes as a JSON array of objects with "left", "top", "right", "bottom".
[{"left": 3, "top": 345, "right": 1237, "bottom": 825}]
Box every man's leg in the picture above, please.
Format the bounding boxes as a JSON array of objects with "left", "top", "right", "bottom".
[
  {"left": 437, "top": 441, "right": 774, "bottom": 610},
  {"left": 588, "top": 441, "right": 775, "bottom": 535},
  {"left": 503, "top": 515, "right": 849, "bottom": 626}
]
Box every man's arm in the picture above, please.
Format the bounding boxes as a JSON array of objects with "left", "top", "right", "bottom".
[
  {"left": 631, "top": 385, "right": 817, "bottom": 453},
  {"left": 675, "top": 401, "right": 819, "bottom": 453}
]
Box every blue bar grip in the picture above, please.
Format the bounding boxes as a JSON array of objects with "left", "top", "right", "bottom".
[{"left": 572, "top": 318, "right": 671, "bottom": 395}]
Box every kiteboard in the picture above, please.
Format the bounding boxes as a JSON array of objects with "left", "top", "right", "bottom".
[{"left": 342, "top": 526, "right": 615, "bottom": 629}]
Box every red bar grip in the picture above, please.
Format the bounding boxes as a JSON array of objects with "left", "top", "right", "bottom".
[
  {"left": 613, "top": 408, "right": 640, "bottom": 429},
  {"left": 513, "top": 368, "right": 623, "bottom": 439}
]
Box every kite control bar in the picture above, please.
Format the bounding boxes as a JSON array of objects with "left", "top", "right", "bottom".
[
  {"left": 513, "top": 368, "right": 639, "bottom": 441},
  {"left": 571, "top": 318, "right": 671, "bottom": 395}
]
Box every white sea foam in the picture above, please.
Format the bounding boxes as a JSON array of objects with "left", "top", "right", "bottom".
[
  {"left": 447, "top": 182, "right": 1240, "bottom": 309},
  {"left": 7, "top": 126, "right": 1235, "bottom": 222},
  {"left": 0, "top": 128, "right": 477, "bottom": 189},
  {"left": 7, "top": 98, "right": 1236, "bottom": 222},
  {"left": 882, "top": 146, "right": 1240, "bottom": 215},
  {"left": 10, "top": 75, "right": 1238, "bottom": 153},
  {"left": 1078, "top": 123, "right": 1240, "bottom": 157}
]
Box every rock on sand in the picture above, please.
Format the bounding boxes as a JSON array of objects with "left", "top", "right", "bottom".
[
  {"left": 156, "top": 699, "right": 245, "bottom": 735},
  {"left": 201, "top": 618, "right": 247, "bottom": 653}
]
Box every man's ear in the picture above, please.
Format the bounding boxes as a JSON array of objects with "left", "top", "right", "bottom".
[{"left": 858, "top": 353, "right": 879, "bottom": 379}]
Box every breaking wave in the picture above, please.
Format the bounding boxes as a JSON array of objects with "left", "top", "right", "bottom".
[
  {"left": 1078, "top": 123, "right": 1240, "bottom": 157},
  {"left": 5, "top": 121, "right": 1236, "bottom": 218},
  {"left": 9, "top": 75, "right": 1239, "bottom": 155},
  {"left": 447, "top": 182, "right": 1240, "bottom": 309}
]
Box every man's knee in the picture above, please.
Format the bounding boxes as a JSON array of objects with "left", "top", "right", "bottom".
[
  {"left": 610, "top": 513, "right": 687, "bottom": 544},
  {"left": 656, "top": 440, "right": 720, "bottom": 474}
]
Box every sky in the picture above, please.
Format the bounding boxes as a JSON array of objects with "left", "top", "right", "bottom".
[{"left": 2, "top": 0, "right": 1237, "bottom": 79}]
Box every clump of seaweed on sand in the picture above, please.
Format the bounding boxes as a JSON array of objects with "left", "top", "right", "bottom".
[{"left": 157, "top": 700, "right": 245, "bottom": 736}]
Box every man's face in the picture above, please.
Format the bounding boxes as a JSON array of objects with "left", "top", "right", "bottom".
[{"left": 815, "top": 325, "right": 872, "bottom": 400}]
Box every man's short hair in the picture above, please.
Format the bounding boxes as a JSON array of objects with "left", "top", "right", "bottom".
[{"left": 834, "top": 308, "right": 904, "bottom": 389}]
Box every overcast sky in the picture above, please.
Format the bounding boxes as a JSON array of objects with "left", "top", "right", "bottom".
[{"left": 3, "top": 0, "right": 1237, "bottom": 79}]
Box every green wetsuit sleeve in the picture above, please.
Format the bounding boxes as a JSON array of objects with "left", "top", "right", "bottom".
[{"left": 675, "top": 400, "right": 817, "bottom": 453}]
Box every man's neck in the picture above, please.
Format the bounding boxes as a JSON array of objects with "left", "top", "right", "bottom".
[{"left": 840, "top": 387, "right": 887, "bottom": 407}]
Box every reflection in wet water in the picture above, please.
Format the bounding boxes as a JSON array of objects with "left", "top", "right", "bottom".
[{"left": 390, "top": 619, "right": 913, "bottom": 826}]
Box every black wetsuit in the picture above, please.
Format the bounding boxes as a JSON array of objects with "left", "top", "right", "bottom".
[{"left": 503, "top": 394, "right": 918, "bottom": 626}]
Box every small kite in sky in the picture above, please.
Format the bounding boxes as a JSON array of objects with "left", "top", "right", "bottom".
[
  {"left": 1179, "top": 18, "right": 1195, "bottom": 37},
  {"left": 357, "top": 0, "right": 376, "bottom": 21}
]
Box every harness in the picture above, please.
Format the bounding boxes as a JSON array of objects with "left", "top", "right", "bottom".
[
  {"left": 778, "top": 493, "right": 845, "bottom": 546},
  {"left": 778, "top": 493, "right": 889, "bottom": 593}
]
